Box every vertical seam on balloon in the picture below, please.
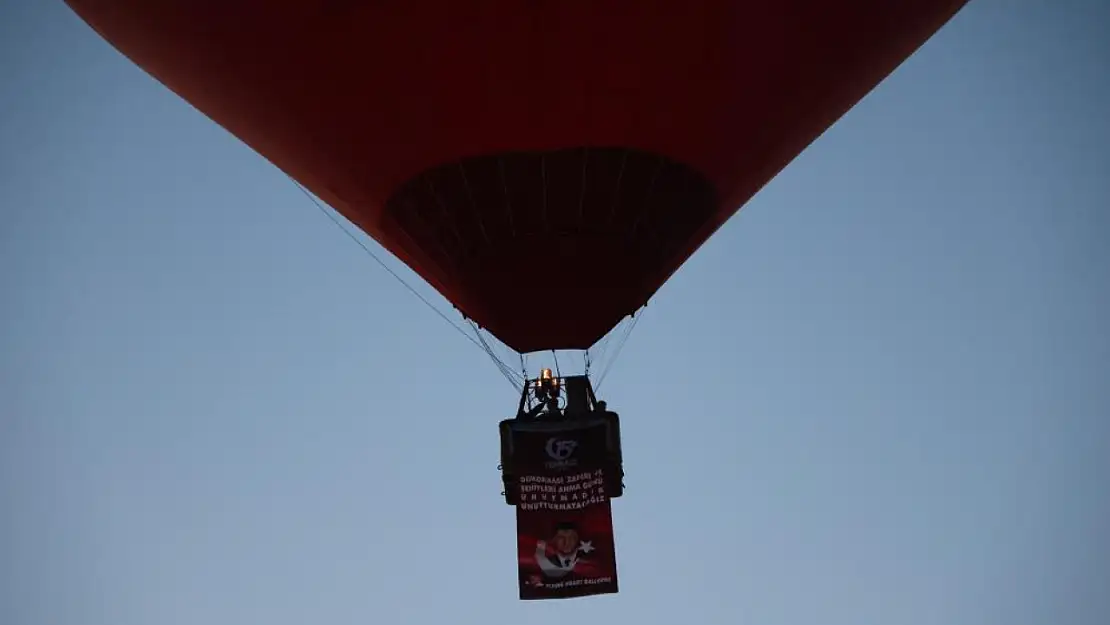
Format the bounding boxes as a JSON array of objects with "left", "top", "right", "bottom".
[
  {"left": 608, "top": 149, "right": 628, "bottom": 227},
  {"left": 498, "top": 157, "right": 517, "bottom": 239},
  {"left": 578, "top": 147, "right": 590, "bottom": 231},
  {"left": 629, "top": 155, "right": 665, "bottom": 237},
  {"left": 541, "top": 155, "right": 550, "bottom": 233},
  {"left": 421, "top": 174, "right": 466, "bottom": 269},
  {"left": 456, "top": 162, "right": 491, "bottom": 246},
  {"left": 399, "top": 181, "right": 456, "bottom": 281}
]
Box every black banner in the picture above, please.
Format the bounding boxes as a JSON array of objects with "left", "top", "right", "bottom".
[{"left": 512, "top": 420, "right": 618, "bottom": 600}]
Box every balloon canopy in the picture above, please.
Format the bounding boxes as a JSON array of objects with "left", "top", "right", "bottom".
[{"left": 65, "top": 0, "right": 969, "bottom": 353}]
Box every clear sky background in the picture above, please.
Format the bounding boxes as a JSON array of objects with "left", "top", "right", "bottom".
[{"left": 2, "top": 1, "right": 1108, "bottom": 624}]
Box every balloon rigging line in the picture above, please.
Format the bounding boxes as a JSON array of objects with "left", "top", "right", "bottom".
[
  {"left": 289, "top": 177, "right": 523, "bottom": 391},
  {"left": 596, "top": 312, "right": 642, "bottom": 391},
  {"left": 469, "top": 318, "right": 527, "bottom": 389}
]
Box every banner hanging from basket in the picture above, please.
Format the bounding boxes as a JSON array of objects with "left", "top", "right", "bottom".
[{"left": 508, "top": 418, "right": 619, "bottom": 600}]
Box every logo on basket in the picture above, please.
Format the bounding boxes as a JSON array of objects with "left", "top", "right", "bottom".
[
  {"left": 546, "top": 438, "right": 577, "bottom": 460},
  {"left": 544, "top": 437, "right": 579, "bottom": 469}
]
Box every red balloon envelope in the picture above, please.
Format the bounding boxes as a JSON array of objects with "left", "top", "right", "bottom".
[{"left": 65, "top": 0, "right": 969, "bottom": 353}]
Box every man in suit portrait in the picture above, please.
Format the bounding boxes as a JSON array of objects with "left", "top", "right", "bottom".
[{"left": 534, "top": 521, "right": 594, "bottom": 580}]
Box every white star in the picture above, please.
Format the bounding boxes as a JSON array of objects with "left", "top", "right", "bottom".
[{"left": 578, "top": 540, "right": 594, "bottom": 554}]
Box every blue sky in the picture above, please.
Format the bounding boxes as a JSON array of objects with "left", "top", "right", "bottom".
[{"left": 2, "top": 1, "right": 1108, "bottom": 624}]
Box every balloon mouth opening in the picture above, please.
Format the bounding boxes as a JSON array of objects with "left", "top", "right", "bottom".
[{"left": 379, "top": 146, "right": 719, "bottom": 352}]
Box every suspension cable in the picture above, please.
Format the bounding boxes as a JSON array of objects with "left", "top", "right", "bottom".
[
  {"left": 289, "top": 177, "right": 521, "bottom": 389},
  {"left": 596, "top": 310, "right": 643, "bottom": 391}
]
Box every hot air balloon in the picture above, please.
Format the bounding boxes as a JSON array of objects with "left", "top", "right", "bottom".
[{"left": 64, "top": 0, "right": 970, "bottom": 600}]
